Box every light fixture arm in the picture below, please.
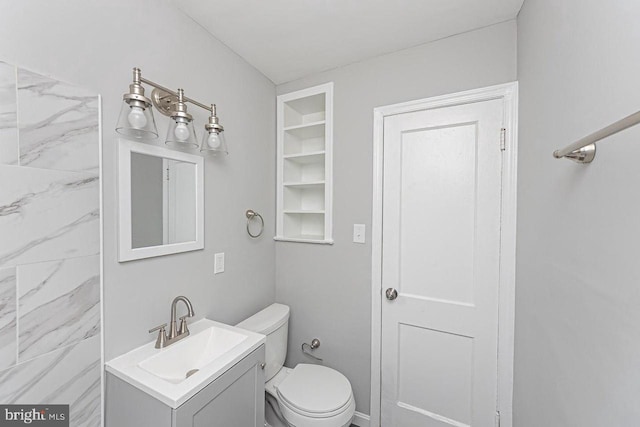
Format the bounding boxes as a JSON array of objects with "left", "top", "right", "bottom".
[
  {"left": 138, "top": 74, "right": 213, "bottom": 113},
  {"left": 205, "top": 104, "right": 224, "bottom": 132}
]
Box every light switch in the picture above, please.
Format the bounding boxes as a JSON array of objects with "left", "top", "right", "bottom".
[
  {"left": 353, "top": 224, "right": 366, "bottom": 244},
  {"left": 214, "top": 252, "right": 225, "bottom": 274}
]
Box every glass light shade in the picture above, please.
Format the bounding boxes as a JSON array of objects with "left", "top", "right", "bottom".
[
  {"left": 165, "top": 116, "right": 198, "bottom": 148},
  {"left": 200, "top": 129, "right": 228, "bottom": 155},
  {"left": 115, "top": 100, "right": 158, "bottom": 140}
]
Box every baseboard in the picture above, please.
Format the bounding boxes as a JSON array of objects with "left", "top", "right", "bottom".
[{"left": 352, "top": 411, "right": 370, "bottom": 427}]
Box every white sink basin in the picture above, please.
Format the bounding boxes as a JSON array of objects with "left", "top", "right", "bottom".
[
  {"left": 106, "top": 319, "right": 266, "bottom": 408},
  {"left": 139, "top": 325, "right": 247, "bottom": 384}
]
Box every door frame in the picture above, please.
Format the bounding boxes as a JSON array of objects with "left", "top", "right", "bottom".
[{"left": 370, "top": 82, "right": 518, "bottom": 427}]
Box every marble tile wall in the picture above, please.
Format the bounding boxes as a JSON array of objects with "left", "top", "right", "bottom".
[
  {"left": 18, "top": 255, "right": 100, "bottom": 361},
  {"left": 0, "top": 267, "right": 16, "bottom": 370},
  {"left": 0, "top": 167, "right": 99, "bottom": 267},
  {"left": 0, "top": 62, "right": 17, "bottom": 165},
  {"left": 17, "top": 68, "right": 99, "bottom": 174},
  {"left": 0, "top": 60, "right": 101, "bottom": 427}
]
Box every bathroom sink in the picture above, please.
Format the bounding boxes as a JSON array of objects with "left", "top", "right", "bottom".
[
  {"left": 138, "top": 325, "right": 247, "bottom": 384},
  {"left": 106, "top": 319, "right": 266, "bottom": 408}
]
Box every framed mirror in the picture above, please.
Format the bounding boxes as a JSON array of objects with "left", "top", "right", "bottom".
[{"left": 118, "top": 139, "right": 204, "bottom": 262}]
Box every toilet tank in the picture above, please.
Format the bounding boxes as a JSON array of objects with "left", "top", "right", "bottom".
[{"left": 236, "top": 303, "right": 289, "bottom": 382}]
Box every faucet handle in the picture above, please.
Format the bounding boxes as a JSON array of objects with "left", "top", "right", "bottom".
[
  {"left": 178, "top": 316, "right": 190, "bottom": 335},
  {"left": 149, "top": 323, "right": 167, "bottom": 349},
  {"left": 149, "top": 323, "right": 167, "bottom": 334}
]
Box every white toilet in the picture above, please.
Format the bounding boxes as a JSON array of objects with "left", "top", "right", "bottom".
[{"left": 237, "top": 303, "right": 356, "bottom": 427}]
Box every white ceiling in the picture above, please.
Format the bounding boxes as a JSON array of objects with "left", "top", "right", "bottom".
[{"left": 176, "top": 0, "right": 525, "bottom": 85}]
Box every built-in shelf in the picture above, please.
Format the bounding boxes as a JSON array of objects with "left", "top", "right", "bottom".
[
  {"left": 283, "top": 120, "right": 326, "bottom": 132},
  {"left": 283, "top": 122, "right": 326, "bottom": 140},
  {"left": 283, "top": 151, "right": 326, "bottom": 164},
  {"left": 283, "top": 181, "right": 325, "bottom": 188},
  {"left": 277, "top": 83, "right": 333, "bottom": 244},
  {"left": 283, "top": 210, "right": 325, "bottom": 214},
  {"left": 274, "top": 236, "right": 334, "bottom": 245}
]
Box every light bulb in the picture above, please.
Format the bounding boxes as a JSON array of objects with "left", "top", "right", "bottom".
[
  {"left": 174, "top": 122, "right": 190, "bottom": 142},
  {"left": 127, "top": 106, "right": 147, "bottom": 129},
  {"left": 206, "top": 132, "right": 221, "bottom": 149}
]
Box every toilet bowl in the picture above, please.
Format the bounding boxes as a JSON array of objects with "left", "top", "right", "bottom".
[
  {"left": 267, "top": 365, "right": 356, "bottom": 427},
  {"left": 237, "top": 304, "right": 356, "bottom": 427}
]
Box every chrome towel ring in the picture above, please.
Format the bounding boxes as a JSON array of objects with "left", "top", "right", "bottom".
[{"left": 246, "top": 209, "right": 264, "bottom": 238}]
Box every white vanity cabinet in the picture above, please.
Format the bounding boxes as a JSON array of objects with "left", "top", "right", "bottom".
[
  {"left": 276, "top": 83, "right": 334, "bottom": 244},
  {"left": 106, "top": 345, "right": 265, "bottom": 427}
]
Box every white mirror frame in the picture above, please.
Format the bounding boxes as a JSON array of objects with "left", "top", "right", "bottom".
[{"left": 118, "top": 139, "right": 204, "bottom": 262}]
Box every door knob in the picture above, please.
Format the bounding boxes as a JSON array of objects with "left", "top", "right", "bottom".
[{"left": 385, "top": 288, "right": 398, "bottom": 301}]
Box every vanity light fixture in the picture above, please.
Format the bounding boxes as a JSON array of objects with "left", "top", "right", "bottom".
[
  {"left": 165, "top": 89, "right": 198, "bottom": 148},
  {"left": 115, "top": 68, "right": 158, "bottom": 140},
  {"left": 201, "top": 104, "right": 228, "bottom": 155},
  {"left": 115, "top": 67, "right": 228, "bottom": 154}
]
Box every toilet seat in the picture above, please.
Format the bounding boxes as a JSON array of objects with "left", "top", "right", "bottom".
[
  {"left": 267, "top": 364, "right": 356, "bottom": 427},
  {"left": 277, "top": 364, "right": 352, "bottom": 416},
  {"left": 278, "top": 396, "right": 355, "bottom": 427},
  {"left": 278, "top": 395, "right": 352, "bottom": 419}
]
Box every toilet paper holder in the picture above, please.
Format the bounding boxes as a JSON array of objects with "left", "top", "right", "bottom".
[{"left": 301, "top": 338, "right": 322, "bottom": 361}]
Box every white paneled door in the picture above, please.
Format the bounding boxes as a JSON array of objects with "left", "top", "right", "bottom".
[{"left": 381, "top": 99, "right": 504, "bottom": 427}]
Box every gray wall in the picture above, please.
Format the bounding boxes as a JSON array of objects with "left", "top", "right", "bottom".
[
  {"left": 0, "top": 0, "right": 276, "bottom": 361},
  {"left": 276, "top": 21, "right": 517, "bottom": 415},
  {"left": 515, "top": 1, "right": 640, "bottom": 425}
]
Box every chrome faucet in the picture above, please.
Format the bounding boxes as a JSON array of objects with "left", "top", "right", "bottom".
[
  {"left": 149, "top": 296, "right": 195, "bottom": 349},
  {"left": 170, "top": 296, "right": 195, "bottom": 339}
]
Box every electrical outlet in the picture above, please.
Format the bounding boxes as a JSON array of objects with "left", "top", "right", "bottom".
[
  {"left": 353, "top": 224, "right": 366, "bottom": 244},
  {"left": 214, "top": 252, "right": 225, "bottom": 274}
]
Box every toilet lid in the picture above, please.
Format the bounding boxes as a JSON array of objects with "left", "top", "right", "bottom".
[{"left": 276, "top": 364, "right": 352, "bottom": 415}]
